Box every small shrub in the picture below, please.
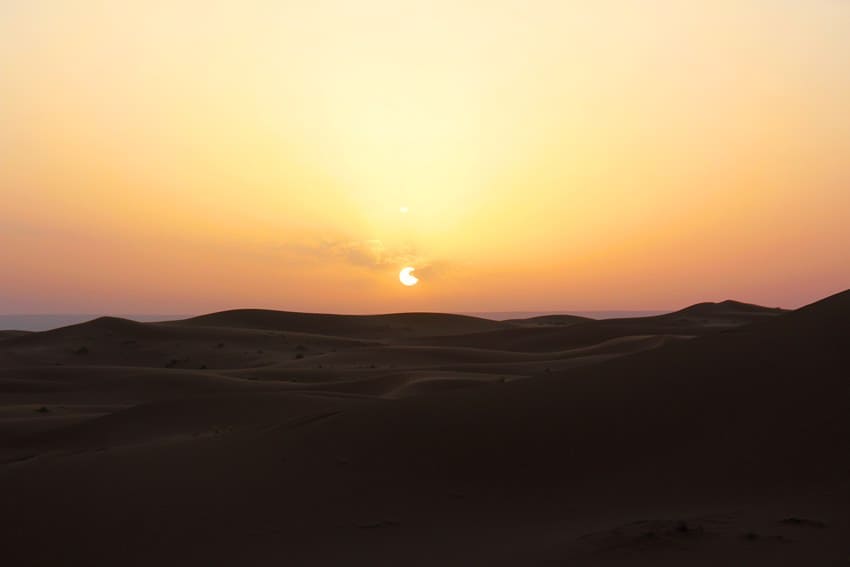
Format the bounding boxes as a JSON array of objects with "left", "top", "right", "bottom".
[
  {"left": 780, "top": 517, "right": 826, "bottom": 528},
  {"left": 35, "top": 406, "right": 49, "bottom": 413},
  {"left": 295, "top": 353, "right": 304, "bottom": 360},
  {"left": 73, "top": 346, "right": 89, "bottom": 355}
]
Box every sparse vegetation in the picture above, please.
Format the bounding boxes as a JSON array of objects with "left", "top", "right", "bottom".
[
  {"left": 781, "top": 517, "right": 827, "bottom": 528},
  {"left": 295, "top": 353, "right": 304, "bottom": 359},
  {"left": 35, "top": 406, "right": 49, "bottom": 413},
  {"left": 73, "top": 346, "right": 89, "bottom": 355},
  {"left": 358, "top": 519, "right": 401, "bottom": 529}
]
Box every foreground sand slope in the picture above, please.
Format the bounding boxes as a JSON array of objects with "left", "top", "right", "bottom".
[{"left": 1, "top": 294, "right": 846, "bottom": 565}]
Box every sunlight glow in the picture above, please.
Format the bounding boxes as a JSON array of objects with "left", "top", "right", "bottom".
[{"left": 1, "top": 1, "right": 848, "bottom": 313}]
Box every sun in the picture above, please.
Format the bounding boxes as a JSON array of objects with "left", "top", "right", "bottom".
[{"left": 399, "top": 267, "right": 419, "bottom": 286}]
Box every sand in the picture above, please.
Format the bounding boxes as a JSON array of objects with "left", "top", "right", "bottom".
[{"left": 2, "top": 294, "right": 849, "bottom": 565}]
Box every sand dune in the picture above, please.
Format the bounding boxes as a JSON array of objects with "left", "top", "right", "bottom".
[
  {"left": 174, "top": 309, "right": 510, "bottom": 338},
  {"left": 404, "top": 300, "right": 785, "bottom": 352},
  {"left": 1, "top": 292, "right": 847, "bottom": 565},
  {"left": 263, "top": 335, "right": 682, "bottom": 379},
  {"left": 0, "top": 316, "right": 376, "bottom": 370},
  {"left": 0, "top": 330, "right": 31, "bottom": 340},
  {"left": 504, "top": 313, "right": 592, "bottom": 327}
]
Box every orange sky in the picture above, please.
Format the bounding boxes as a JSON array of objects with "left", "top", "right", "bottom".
[{"left": 2, "top": 1, "right": 849, "bottom": 314}]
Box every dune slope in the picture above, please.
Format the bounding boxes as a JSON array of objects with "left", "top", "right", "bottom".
[{"left": 1, "top": 292, "right": 847, "bottom": 566}]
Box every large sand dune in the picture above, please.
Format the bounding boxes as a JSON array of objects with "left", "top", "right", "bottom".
[
  {"left": 175, "top": 309, "right": 510, "bottom": 337},
  {"left": 1, "top": 293, "right": 847, "bottom": 565}
]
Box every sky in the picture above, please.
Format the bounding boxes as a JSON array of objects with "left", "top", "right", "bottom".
[{"left": 1, "top": 0, "right": 849, "bottom": 314}]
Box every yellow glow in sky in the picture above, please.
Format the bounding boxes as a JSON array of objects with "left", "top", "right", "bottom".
[{"left": 1, "top": 1, "right": 849, "bottom": 313}]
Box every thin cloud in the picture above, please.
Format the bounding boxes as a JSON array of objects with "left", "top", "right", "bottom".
[{"left": 281, "top": 238, "right": 449, "bottom": 278}]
